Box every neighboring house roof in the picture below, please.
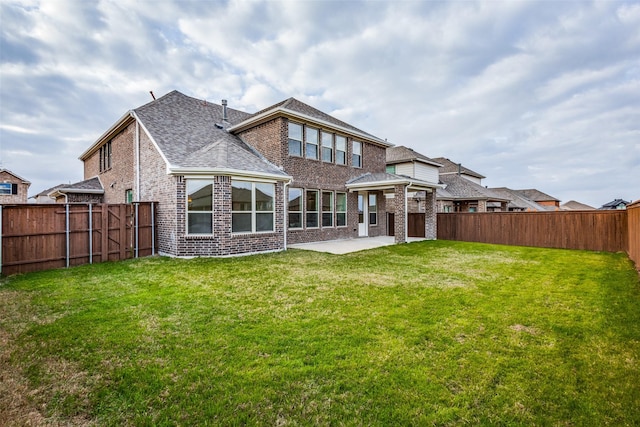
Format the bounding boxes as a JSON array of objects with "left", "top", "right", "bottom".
[
  {"left": 599, "top": 199, "right": 631, "bottom": 209},
  {"left": 489, "top": 187, "right": 548, "bottom": 211},
  {"left": 512, "top": 188, "right": 560, "bottom": 203},
  {"left": 228, "top": 97, "right": 390, "bottom": 147},
  {"left": 49, "top": 177, "right": 104, "bottom": 197},
  {"left": 561, "top": 200, "right": 596, "bottom": 210},
  {"left": 437, "top": 174, "right": 509, "bottom": 201},
  {"left": 130, "top": 91, "right": 290, "bottom": 180},
  {"left": 0, "top": 168, "right": 31, "bottom": 184},
  {"left": 386, "top": 146, "right": 443, "bottom": 167},
  {"left": 346, "top": 172, "right": 443, "bottom": 192},
  {"left": 431, "top": 157, "right": 486, "bottom": 179},
  {"left": 30, "top": 183, "right": 66, "bottom": 200}
]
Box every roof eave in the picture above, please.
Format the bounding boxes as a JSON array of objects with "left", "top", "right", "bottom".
[
  {"left": 79, "top": 111, "right": 135, "bottom": 160},
  {"left": 228, "top": 107, "right": 391, "bottom": 147}
]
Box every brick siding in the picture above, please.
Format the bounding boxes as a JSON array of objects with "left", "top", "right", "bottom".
[{"left": 0, "top": 171, "right": 29, "bottom": 204}]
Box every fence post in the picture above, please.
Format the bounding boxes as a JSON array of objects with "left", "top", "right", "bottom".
[
  {"left": 135, "top": 202, "right": 139, "bottom": 258},
  {"left": 0, "top": 205, "right": 3, "bottom": 275},
  {"left": 151, "top": 202, "right": 155, "bottom": 255},
  {"left": 88, "top": 203, "right": 93, "bottom": 264},
  {"left": 65, "top": 204, "right": 70, "bottom": 268},
  {"left": 101, "top": 204, "right": 108, "bottom": 262}
]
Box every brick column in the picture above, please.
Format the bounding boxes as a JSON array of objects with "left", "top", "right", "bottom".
[
  {"left": 425, "top": 189, "right": 437, "bottom": 240},
  {"left": 394, "top": 184, "right": 406, "bottom": 244}
]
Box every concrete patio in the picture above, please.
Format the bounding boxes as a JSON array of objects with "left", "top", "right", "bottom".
[{"left": 288, "top": 236, "right": 427, "bottom": 254}]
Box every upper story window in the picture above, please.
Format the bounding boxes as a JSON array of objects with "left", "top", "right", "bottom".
[
  {"left": 187, "top": 180, "right": 214, "bottom": 234},
  {"left": 232, "top": 180, "right": 275, "bottom": 233},
  {"left": 336, "top": 136, "right": 346, "bottom": 165},
  {"left": 288, "top": 122, "right": 303, "bottom": 157},
  {"left": 99, "top": 140, "right": 112, "bottom": 172},
  {"left": 352, "top": 141, "right": 362, "bottom": 168},
  {"left": 288, "top": 187, "right": 303, "bottom": 229},
  {"left": 386, "top": 165, "right": 396, "bottom": 174},
  {"left": 305, "top": 127, "right": 319, "bottom": 160},
  {"left": 321, "top": 131, "right": 333, "bottom": 163},
  {"left": 0, "top": 183, "right": 18, "bottom": 195}
]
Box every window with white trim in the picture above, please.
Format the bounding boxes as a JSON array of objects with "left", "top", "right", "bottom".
[
  {"left": 288, "top": 187, "right": 303, "bottom": 229},
  {"left": 386, "top": 165, "right": 396, "bottom": 174},
  {"left": 187, "top": 180, "right": 214, "bottom": 234},
  {"left": 0, "top": 183, "right": 18, "bottom": 195},
  {"left": 336, "top": 136, "right": 346, "bottom": 165},
  {"left": 288, "top": 122, "right": 303, "bottom": 156},
  {"left": 352, "top": 141, "right": 362, "bottom": 167},
  {"left": 306, "top": 190, "right": 319, "bottom": 228},
  {"left": 321, "top": 131, "right": 333, "bottom": 163},
  {"left": 368, "top": 193, "right": 377, "bottom": 225},
  {"left": 305, "top": 127, "right": 319, "bottom": 160},
  {"left": 336, "top": 192, "right": 347, "bottom": 227},
  {"left": 322, "top": 191, "right": 333, "bottom": 227},
  {"left": 232, "top": 180, "right": 275, "bottom": 233}
]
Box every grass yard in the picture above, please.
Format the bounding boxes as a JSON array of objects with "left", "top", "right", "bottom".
[{"left": 1, "top": 240, "right": 639, "bottom": 426}]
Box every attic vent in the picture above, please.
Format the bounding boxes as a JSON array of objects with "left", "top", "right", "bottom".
[
  {"left": 214, "top": 123, "right": 224, "bottom": 129},
  {"left": 222, "top": 99, "right": 228, "bottom": 122}
]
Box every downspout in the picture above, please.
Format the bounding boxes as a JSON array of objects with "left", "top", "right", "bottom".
[
  {"left": 283, "top": 178, "right": 292, "bottom": 250},
  {"left": 135, "top": 117, "right": 140, "bottom": 202},
  {"left": 404, "top": 185, "right": 408, "bottom": 243}
]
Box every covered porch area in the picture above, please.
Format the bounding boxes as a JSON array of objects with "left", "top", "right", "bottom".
[{"left": 345, "top": 173, "right": 443, "bottom": 244}]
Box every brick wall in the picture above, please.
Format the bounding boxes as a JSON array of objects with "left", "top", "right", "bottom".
[
  {"left": 425, "top": 190, "right": 436, "bottom": 240},
  {"left": 393, "top": 185, "right": 406, "bottom": 243},
  {"left": 0, "top": 171, "right": 29, "bottom": 204},
  {"left": 84, "top": 122, "right": 135, "bottom": 204},
  {"left": 238, "top": 117, "right": 390, "bottom": 244}
]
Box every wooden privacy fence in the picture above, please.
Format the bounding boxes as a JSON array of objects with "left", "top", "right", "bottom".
[
  {"left": 1, "top": 203, "right": 156, "bottom": 276},
  {"left": 627, "top": 201, "right": 640, "bottom": 268},
  {"left": 437, "top": 210, "right": 631, "bottom": 254}
]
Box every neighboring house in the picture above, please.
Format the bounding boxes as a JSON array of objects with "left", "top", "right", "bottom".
[
  {"left": 560, "top": 200, "right": 595, "bottom": 211},
  {"left": 599, "top": 199, "right": 631, "bottom": 210},
  {"left": 30, "top": 178, "right": 105, "bottom": 204},
  {"left": 511, "top": 189, "right": 560, "bottom": 210},
  {"left": 78, "top": 90, "right": 439, "bottom": 257},
  {"left": 489, "top": 187, "right": 549, "bottom": 212},
  {"left": 0, "top": 168, "right": 30, "bottom": 204},
  {"left": 431, "top": 157, "right": 485, "bottom": 185},
  {"left": 437, "top": 174, "right": 510, "bottom": 212},
  {"left": 383, "top": 146, "right": 444, "bottom": 237}
]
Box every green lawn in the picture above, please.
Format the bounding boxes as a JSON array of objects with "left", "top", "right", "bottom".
[{"left": 1, "top": 240, "right": 639, "bottom": 426}]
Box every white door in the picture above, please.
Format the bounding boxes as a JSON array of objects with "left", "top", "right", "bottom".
[{"left": 358, "top": 193, "right": 368, "bottom": 237}]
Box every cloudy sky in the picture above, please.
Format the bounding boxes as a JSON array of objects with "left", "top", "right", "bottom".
[{"left": 1, "top": 0, "right": 638, "bottom": 207}]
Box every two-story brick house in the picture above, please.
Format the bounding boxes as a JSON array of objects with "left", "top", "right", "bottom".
[
  {"left": 0, "top": 169, "right": 30, "bottom": 204},
  {"left": 79, "top": 90, "right": 439, "bottom": 257}
]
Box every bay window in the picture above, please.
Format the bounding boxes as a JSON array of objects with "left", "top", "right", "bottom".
[
  {"left": 232, "top": 180, "right": 275, "bottom": 233},
  {"left": 187, "top": 180, "right": 214, "bottom": 234}
]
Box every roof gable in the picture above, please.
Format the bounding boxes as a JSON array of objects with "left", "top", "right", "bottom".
[
  {"left": 438, "top": 175, "right": 508, "bottom": 201},
  {"left": 133, "top": 91, "right": 288, "bottom": 179},
  {"left": 513, "top": 188, "right": 560, "bottom": 202},
  {"left": 386, "top": 146, "right": 442, "bottom": 167},
  {"left": 432, "top": 157, "right": 486, "bottom": 179},
  {"left": 0, "top": 169, "right": 31, "bottom": 184}
]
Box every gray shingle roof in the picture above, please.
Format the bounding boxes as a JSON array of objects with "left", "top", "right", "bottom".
[
  {"left": 512, "top": 188, "right": 560, "bottom": 202},
  {"left": 347, "top": 172, "right": 440, "bottom": 188},
  {"left": 560, "top": 200, "right": 596, "bottom": 210},
  {"left": 599, "top": 199, "right": 631, "bottom": 209},
  {"left": 133, "top": 91, "right": 288, "bottom": 178},
  {"left": 437, "top": 175, "right": 508, "bottom": 201},
  {"left": 56, "top": 177, "right": 104, "bottom": 193},
  {"left": 432, "top": 157, "right": 486, "bottom": 179},
  {"left": 489, "top": 187, "right": 548, "bottom": 211},
  {"left": 386, "top": 146, "right": 442, "bottom": 167}
]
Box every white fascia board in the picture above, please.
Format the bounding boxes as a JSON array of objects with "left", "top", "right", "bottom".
[
  {"left": 167, "top": 167, "right": 292, "bottom": 182},
  {"left": 228, "top": 107, "right": 391, "bottom": 147},
  {"left": 346, "top": 179, "right": 444, "bottom": 192},
  {"left": 79, "top": 111, "right": 134, "bottom": 160},
  {"left": 49, "top": 189, "right": 105, "bottom": 197}
]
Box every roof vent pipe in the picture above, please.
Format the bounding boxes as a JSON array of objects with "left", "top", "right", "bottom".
[
  {"left": 222, "top": 99, "right": 228, "bottom": 122},
  {"left": 458, "top": 163, "right": 462, "bottom": 175}
]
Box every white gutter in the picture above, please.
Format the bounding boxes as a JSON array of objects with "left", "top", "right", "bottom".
[
  {"left": 404, "top": 185, "right": 408, "bottom": 243},
  {"left": 135, "top": 120, "right": 140, "bottom": 202},
  {"left": 168, "top": 167, "right": 292, "bottom": 182},
  {"left": 79, "top": 111, "right": 133, "bottom": 160},
  {"left": 346, "top": 179, "right": 445, "bottom": 192}
]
